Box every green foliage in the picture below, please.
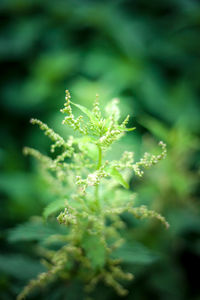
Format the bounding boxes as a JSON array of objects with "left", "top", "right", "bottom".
[
  {"left": 0, "top": 254, "right": 45, "bottom": 280},
  {"left": 82, "top": 232, "right": 106, "bottom": 269},
  {"left": 7, "top": 220, "right": 68, "bottom": 244},
  {"left": 1, "top": 1, "right": 200, "bottom": 299},
  {"left": 112, "top": 241, "right": 159, "bottom": 265},
  {"left": 43, "top": 199, "right": 67, "bottom": 219},
  {"left": 109, "top": 167, "right": 129, "bottom": 189},
  {"left": 17, "top": 90, "right": 168, "bottom": 299}
]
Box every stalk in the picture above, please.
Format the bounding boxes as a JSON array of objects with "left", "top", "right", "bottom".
[
  {"left": 95, "top": 146, "right": 102, "bottom": 208},
  {"left": 97, "top": 146, "right": 102, "bottom": 169}
]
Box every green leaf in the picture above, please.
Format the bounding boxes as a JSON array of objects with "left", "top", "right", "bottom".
[
  {"left": 43, "top": 199, "right": 66, "bottom": 219},
  {"left": 109, "top": 167, "right": 129, "bottom": 189},
  {"left": 82, "top": 232, "right": 106, "bottom": 269},
  {"left": 0, "top": 173, "right": 35, "bottom": 198},
  {"left": 7, "top": 221, "right": 67, "bottom": 243},
  {"left": 0, "top": 254, "right": 45, "bottom": 280},
  {"left": 77, "top": 137, "right": 99, "bottom": 161},
  {"left": 118, "top": 126, "right": 136, "bottom": 132},
  {"left": 105, "top": 99, "right": 120, "bottom": 121},
  {"left": 71, "top": 101, "right": 98, "bottom": 125},
  {"left": 112, "top": 241, "right": 159, "bottom": 265},
  {"left": 139, "top": 116, "right": 168, "bottom": 140}
]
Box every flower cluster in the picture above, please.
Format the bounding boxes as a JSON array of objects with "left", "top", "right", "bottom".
[
  {"left": 61, "top": 90, "right": 87, "bottom": 134},
  {"left": 30, "top": 118, "right": 67, "bottom": 153},
  {"left": 132, "top": 141, "right": 167, "bottom": 177}
]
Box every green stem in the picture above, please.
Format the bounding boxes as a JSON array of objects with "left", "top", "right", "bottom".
[
  {"left": 95, "top": 146, "right": 102, "bottom": 208},
  {"left": 97, "top": 146, "right": 102, "bottom": 170}
]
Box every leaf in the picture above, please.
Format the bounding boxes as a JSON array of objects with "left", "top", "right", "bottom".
[
  {"left": 7, "top": 221, "right": 67, "bottom": 243},
  {"left": 105, "top": 99, "right": 120, "bottom": 121},
  {"left": 139, "top": 116, "right": 168, "bottom": 140},
  {"left": 82, "top": 232, "right": 106, "bottom": 269},
  {"left": 118, "top": 126, "right": 136, "bottom": 132},
  {"left": 112, "top": 241, "right": 159, "bottom": 265},
  {"left": 167, "top": 209, "right": 200, "bottom": 235},
  {"left": 43, "top": 199, "right": 66, "bottom": 219},
  {"left": 0, "top": 254, "right": 45, "bottom": 280},
  {"left": 77, "top": 137, "right": 99, "bottom": 161},
  {"left": 109, "top": 167, "right": 129, "bottom": 189},
  {"left": 0, "top": 173, "right": 35, "bottom": 198},
  {"left": 71, "top": 101, "right": 99, "bottom": 125}
]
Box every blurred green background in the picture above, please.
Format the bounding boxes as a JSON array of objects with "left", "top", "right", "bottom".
[{"left": 0, "top": 0, "right": 200, "bottom": 299}]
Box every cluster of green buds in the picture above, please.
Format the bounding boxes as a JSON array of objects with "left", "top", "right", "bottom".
[{"left": 20, "top": 90, "right": 168, "bottom": 299}]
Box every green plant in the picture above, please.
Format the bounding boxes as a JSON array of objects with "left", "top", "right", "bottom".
[{"left": 18, "top": 90, "right": 168, "bottom": 299}]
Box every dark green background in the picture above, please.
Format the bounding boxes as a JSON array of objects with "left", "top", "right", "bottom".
[{"left": 0, "top": 1, "right": 200, "bottom": 299}]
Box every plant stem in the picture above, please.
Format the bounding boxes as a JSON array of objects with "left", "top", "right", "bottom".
[
  {"left": 97, "top": 146, "right": 102, "bottom": 170},
  {"left": 95, "top": 146, "right": 102, "bottom": 208}
]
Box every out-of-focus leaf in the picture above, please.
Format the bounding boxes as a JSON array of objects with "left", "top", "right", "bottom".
[
  {"left": 139, "top": 116, "right": 169, "bottom": 140},
  {"left": 43, "top": 199, "right": 66, "bottom": 219},
  {"left": 77, "top": 137, "right": 99, "bottom": 161},
  {"left": 7, "top": 221, "right": 67, "bottom": 243},
  {"left": 0, "top": 254, "right": 45, "bottom": 280},
  {"left": 34, "top": 52, "right": 78, "bottom": 82},
  {"left": 105, "top": 99, "right": 120, "bottom": 121},
  {"left": 82, "top": 232, "right": 106, "bottom": 269},
  {"left": 112, "top": 241, "right": 159, "bottom": 264},
  {"left": 109, "top": 167, "right": 129, "bottom": 189},
  {"left": 168, "top": 210, "right": 200, "bottom": 235},
  {"left": 0, "top": 173, "right": 34, "bottom": 198}
]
